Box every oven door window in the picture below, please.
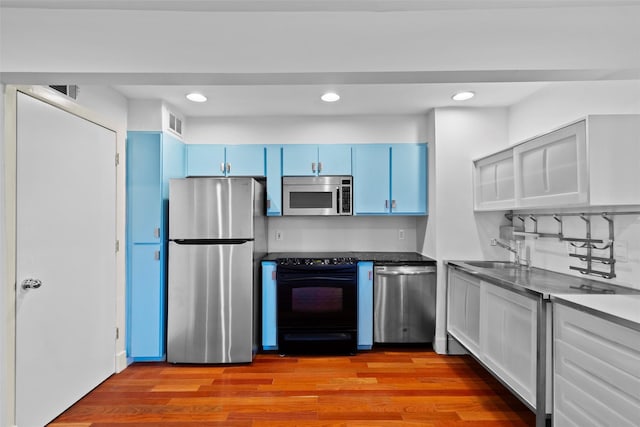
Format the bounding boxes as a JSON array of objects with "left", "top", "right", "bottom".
[{"left": 292, "top": 286, "right": 343, "bottom": 313}]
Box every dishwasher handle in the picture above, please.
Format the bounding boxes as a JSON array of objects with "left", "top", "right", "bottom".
[{"left": 376, "top": 268, "right": 436, "bottom": 276}]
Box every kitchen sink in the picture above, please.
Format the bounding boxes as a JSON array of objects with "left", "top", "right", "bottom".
[{"left": 463, "top": 261, "right": 521, "bottom": 269}]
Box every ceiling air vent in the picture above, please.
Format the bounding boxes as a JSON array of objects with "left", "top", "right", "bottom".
[
  {"left": 169, "top": 112, "right": 183, "bottom": 136},
  {"left": 49, "top": 85, "right": 78, "bottom": 100}
]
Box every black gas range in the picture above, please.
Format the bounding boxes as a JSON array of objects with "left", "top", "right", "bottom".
[{"left": 275, "top": 255, "right": 358, "bottom": 355}]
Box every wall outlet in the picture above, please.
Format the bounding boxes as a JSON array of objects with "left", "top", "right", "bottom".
[
  {"left": 398, "top": 229, "right": 405, "bottom": 240},
  {"left": 275, "top": 230, "right": 283, "bottom": 241}
]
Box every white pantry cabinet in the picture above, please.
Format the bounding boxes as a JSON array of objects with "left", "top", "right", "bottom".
[
  {"left": 474, "top": 149, "right": 515, "bottom": 210},
  {"left": 553, "top": 303, "right": 640, "bottom": 427},
  {"left": 473, "top": 115, "right": 640, "bottom": 210}
]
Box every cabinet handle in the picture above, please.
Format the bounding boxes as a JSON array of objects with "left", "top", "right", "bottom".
[
  {"left": 227, "top": 163, "right": 231, "bottom": 173},
  {"left": 385, "top": 200, "right": 389, "bottom": 209},
  {"left": 266, "top": 199, "right": 271, "bottom": 209},
  {"left": 272, "top": 270, "right": 276, "bottom": 280},
  {"left": 312, "top": 162, "right": 316, "bottom": 173},
  {"left": 220, "top": 162, "right": 225, "bottom": 173},
  {"left": 368, "top": 270, "right": 373, "bottom": 280},
  {"left": 391, "top": 200, "right": 397, "bottom": 209},
  {"left": 154, "top": 227, "right": 160, "bottom": 238},
  {"left": 493, "top": 164, "right": 499, "bottom": 198},
  {"left": 318, "top": 162, "right": 323, "bottom": 173},
  {"left": 154, "top": 251, "right": 160, "bottom": 260},
  {"left": 542, "top": 148, "right": 549, "bottom": 192}
]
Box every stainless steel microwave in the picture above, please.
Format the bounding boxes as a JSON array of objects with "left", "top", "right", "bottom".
[{"left": 282, "top": 176, "right": 352, "bottom": 216}]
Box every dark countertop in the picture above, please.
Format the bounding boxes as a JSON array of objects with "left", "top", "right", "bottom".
[
  {"left": 262, "top": 252, "right": 436, "bottom": 265},
  {"left": 446, "top": 260, "right": 640, "bottom": 299}
]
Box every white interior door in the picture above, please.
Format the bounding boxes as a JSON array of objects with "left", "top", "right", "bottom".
[{"left": 16, "top": 92, "right": 116, "bottom": 427}]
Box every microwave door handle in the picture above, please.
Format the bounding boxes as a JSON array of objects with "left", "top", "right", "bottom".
[{"left": 337, "top": 188, "right": 340, "bottom": 214}]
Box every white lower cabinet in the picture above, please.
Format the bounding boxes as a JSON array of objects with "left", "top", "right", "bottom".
[
  {"left": 447, "top": 268, "right": 481, "bottom": 354},
  {"left": 447, "top": 266, "right": 551, "bottom": 425},
  {"left": 480, "top": 284, "right": 537, "bottom": 407},
  {"left": 553, "top": 304, "right": 640, "bottom": 427}
]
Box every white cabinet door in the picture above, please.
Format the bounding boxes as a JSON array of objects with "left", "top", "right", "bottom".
[
  {"left": 553, "top": 304, "right": 640, "bottom": 427},
  {"left": 474, "top": 150, "right": 515, "bottom": 210},
  {"left": 447, "top": 269, "right": 481, "bottom": 354},
  {"left": 480, "top": 283, "right": 537, "bottom": 407},
  {"left": 514, "top": 120, "right": 588, "bottom": 208}
]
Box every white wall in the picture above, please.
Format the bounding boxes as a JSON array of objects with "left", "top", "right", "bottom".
[
  {"left": 507, "top": 80, "right": 640, "bottom": 290},
  {"left": 267, "top": 216, "right": 419, "bottom": 252},
  {"left": 0, "top": 82, "right": 7, "bottom": 427},
  {"left": 186, "top": 114, "right": 429, "bottom": 145},
  {"left": 509, "top": 80, "right": 640, "bottom": 144},
  {"left": 424, "top": 107, "right": 512, "bottom": 353}
]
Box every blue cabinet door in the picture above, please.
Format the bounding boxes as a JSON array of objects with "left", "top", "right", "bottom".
[
  {"left": 186, "top": 144, "right": 225, "bottom": 176},
  {"left": 128, "top": 244, "right": 164, "bottom": 360},
  {"left": 282, "top": 144, "right": 318, "bottom": 176},
  {"left": 127, "top": 132, "right": 162, "bottom": 243},
  {"left": 318, "top": 144, "right": 351, "bottom": 175},
  {"left": 266, "top": 145, "right": 282, "bottom": 216},
  {"left": 262, "top": 261, "right": 278, "bottom": 350},
  {"left": 352, "top": 144, "right": 390, "bottom": 214},
  {"left": 391, "top": 144, "right": 427, "bottom": 215},
  {"left": 225, "top": 144, "right": 265, "bottom": 176},
  {"left": 357, "top": 262, "right": 374, "bottom": 350}
]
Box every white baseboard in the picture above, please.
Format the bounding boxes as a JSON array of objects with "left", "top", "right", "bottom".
[
  {"left": 115, "top": 350, "right": 128, "bottom": 373},
  {"left": 433, "top": 336, "right": 448, "bottom": 354},
  {"left": 446, "top": 336, "right": 468, "bottom": 355}
]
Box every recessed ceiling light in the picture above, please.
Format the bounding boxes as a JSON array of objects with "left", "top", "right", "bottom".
[
  {"left": 321, "top": 92, "right": 340, "bottom": 102},
  {"left": 186, "top": 92, "right": 207, "bottom": 103},
  {"left": 452, "top": 91, "right": 475, "bottom": 101}
]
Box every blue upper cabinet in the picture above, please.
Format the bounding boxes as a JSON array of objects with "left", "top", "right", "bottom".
[
  {"left": 391, "top": 143, "right": 428, "bottom": 215},
  {"left": 266, "top": 145, "right": 282, "bottom": 216},
  {"left": 352, "top": 143, "right": 427, "bottom": 215},
  {"left": 282, "top": 144, "right": 318, "bottom": 176},
  {"left": 282, "top": 144, "right": 352, "bottom": 176},
  {"left": 186, "top": 144, "right": 265, "bottom": 177},
  {"left": 225, "top": 144, "right": 266, "bottom": 176},
  {"left": 352, "top": 144, "right": 391, "bottom": 214},
  {"left": 186, "top": 144, "right": 225, "bottom": 176},
  {"left": 318, "top": 144, "right": 352, "bottom": 175}
]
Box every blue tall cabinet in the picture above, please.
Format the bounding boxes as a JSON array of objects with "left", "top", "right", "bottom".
[{"left": 126, "top": 131, "right": 185, "bottom": 361}]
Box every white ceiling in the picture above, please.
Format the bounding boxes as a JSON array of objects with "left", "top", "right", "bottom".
[
  {"left": 112, "top": 82, "right": 551, "bottom": 117},
  {"left": 3, "top": 0, "right": 640, "bottom": 117}
]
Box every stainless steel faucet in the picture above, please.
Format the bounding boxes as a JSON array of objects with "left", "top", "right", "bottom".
[{"left": 491, "top": 238, "right": 530, "bottom": 267}]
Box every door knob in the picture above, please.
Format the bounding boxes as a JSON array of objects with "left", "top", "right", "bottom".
[{"left": 21, "top": 278, "right": 42, "bottom": 290}]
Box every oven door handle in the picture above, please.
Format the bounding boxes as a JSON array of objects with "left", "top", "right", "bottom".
[
  {"left": 376, "top": 269, "right": 436, "bottom": 276},
  {"left": 279, "top": 276, "right": 355, "bottom": 282}
]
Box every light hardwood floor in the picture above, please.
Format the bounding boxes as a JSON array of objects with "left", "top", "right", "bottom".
[{"left": 50, "top": 348, "right": 534, "bottom": 426}]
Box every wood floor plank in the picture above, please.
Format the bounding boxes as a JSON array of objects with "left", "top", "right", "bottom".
[{"left": 50, "top": 348, "right": 535, "bottom": 426}]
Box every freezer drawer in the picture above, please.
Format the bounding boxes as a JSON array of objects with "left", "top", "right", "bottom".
[
  {"left": 374, "top": 265, "right": 437, "bottom": 343},
  {"left": 167, "top": 241, "right": 256, "bottom": 363}
]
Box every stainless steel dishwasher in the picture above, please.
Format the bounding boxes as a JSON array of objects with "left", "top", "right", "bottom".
[{"left": 374, "top": 264, "right": 437, "bottom": 343}]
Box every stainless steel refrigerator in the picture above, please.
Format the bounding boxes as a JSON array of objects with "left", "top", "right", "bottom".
[{"left": 167, "top": 177, "right": 266, "bottom": 363}]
